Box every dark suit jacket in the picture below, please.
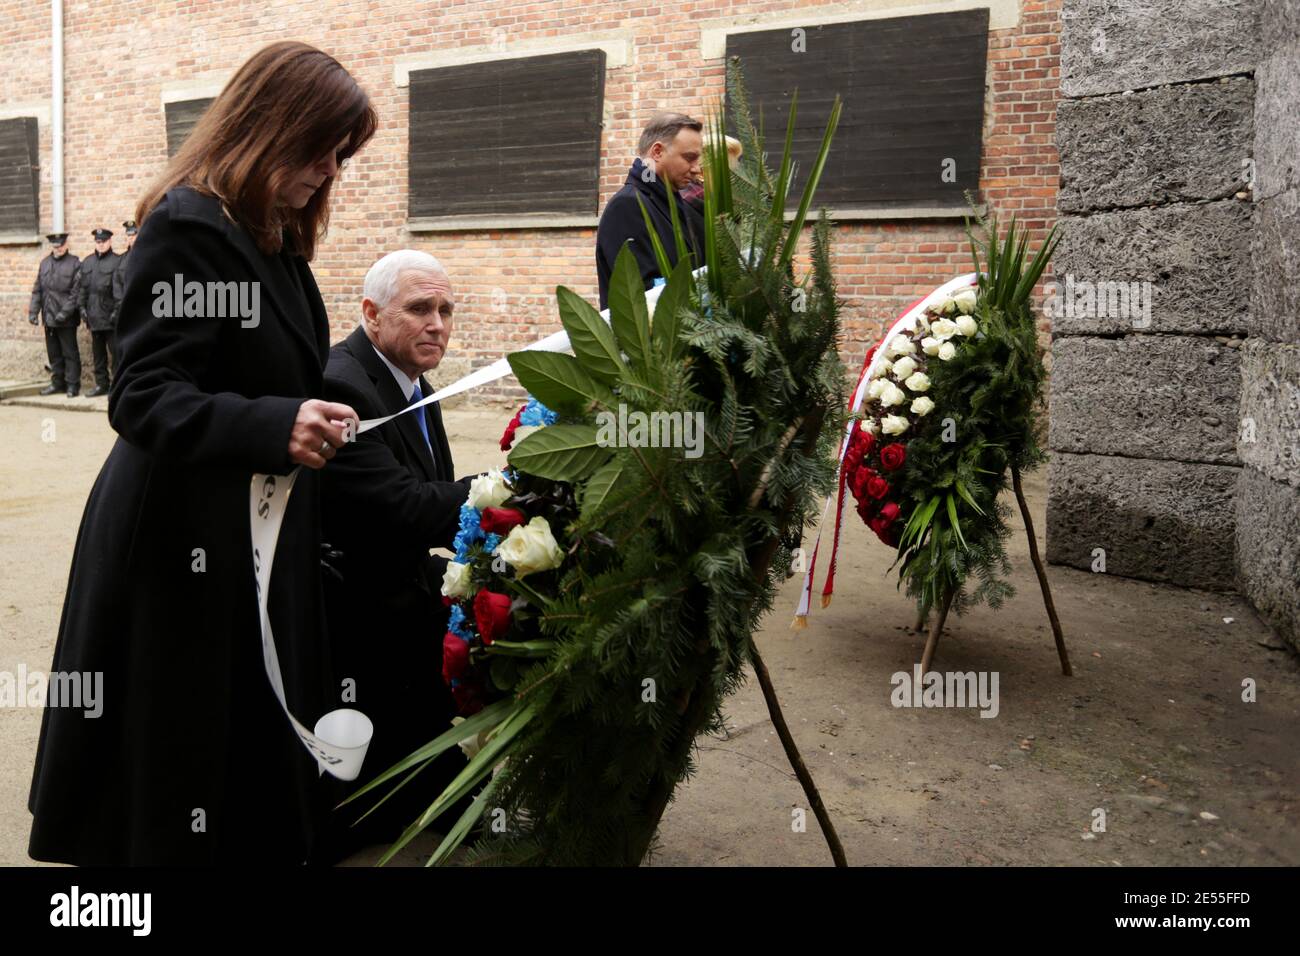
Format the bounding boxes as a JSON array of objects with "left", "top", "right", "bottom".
[
  {"left": 595, "top": 157, "right": 704, "bottom": 309},
  {"left": 317, "top": 324, "right": 472, "bottom": 854}
]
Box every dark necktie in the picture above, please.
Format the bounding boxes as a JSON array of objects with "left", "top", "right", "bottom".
[{"left": 409, "top": 386, "right": 432, "bottom": 453}]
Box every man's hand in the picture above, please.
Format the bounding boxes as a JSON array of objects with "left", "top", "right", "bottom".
[
  {"left": 28, "top": 315, "right": 38, "bottom": 325},
  {"left": 289, "top": 399, "right": 359, "bottom": 470}
]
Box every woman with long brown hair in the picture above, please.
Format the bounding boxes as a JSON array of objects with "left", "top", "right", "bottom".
[{"left": 28, "top": 41, "right": 377, "bottom": 865}]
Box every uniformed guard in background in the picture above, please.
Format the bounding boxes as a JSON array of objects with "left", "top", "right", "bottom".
[
  {"left": 110, "top": 219, "right": 137, "bottom": 333},
  {"left": 79, "top": 227, "right": 121, "bottom": 397},
  {"left": 27, "top": 232, "right": 82, "bottom": 397}
]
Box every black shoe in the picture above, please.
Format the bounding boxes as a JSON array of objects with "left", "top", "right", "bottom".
[
  {"left": 39, "top": 384, "right": 62, "bottom": 396},
  {"left": 86, "top": 386, "right": 108, "bottom": 397},
  {"left": 66, "top": 388, "right": 78, "bottom": 398}
]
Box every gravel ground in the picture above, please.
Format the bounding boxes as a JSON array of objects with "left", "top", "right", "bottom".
[{"left": 1, "top": 401, "right": 1296, "bottom": 867}]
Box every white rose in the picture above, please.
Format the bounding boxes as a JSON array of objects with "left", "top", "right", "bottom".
[
  {"left": 955, "top": 315, "right": 979, "bottom": 337},
  {"left": 441, "top": 560, "right": 473, "bottom": 599},
  {"left": 887, "top": 335, "right": 916, "bottom": 357},
  {"left": 915, "top": 314, "right": 931, "bottom": 334},
  {"left": 911, "top": 396, "right": 936, "bottom": 416},
  {"left": 953, "top": 289, "right": 978, "bottom": 315},
  {"left": 861, "top": 418, "right": 880, "bottom": 435},
  {"left": 891, "top": 356, "right": 918, "bottom": 381},
  {"left": 453, "top": 718, "right": 494, "bottom": 761},
  {"left": 921, "top": 336, "right": 942, "bottom": 356},
  {"left": 497, "top": 516, "right": 564, "bottom": 578},
  {"left": 879, "top": 382, "right": 907, "bottom": 408},
  {"left": 938, "top": 296, "right": 958, "bottom": 315},
  {"left": 468, "top": 469, "right": 512, "bottom": 510},
  {"left": 866, "top": 378, "right": 887, "bottom": 400},
  {"left": 938, "top": 341, "right": 957, "bottom": 361},
  {"left": 930, "top": 318, "right": 959, "bottom": 340},
  {"left": 881, "top": 414, "right": 910, "bottom": 436},
  {"left": 904, "top": 371, "right": 931, "bottom": 393},
  {"left": 870, "top": 358, "right": 893, "bottom": 379}
]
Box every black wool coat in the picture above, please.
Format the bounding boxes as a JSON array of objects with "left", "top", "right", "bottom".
[
  {"left": 28, "top": 252, "right": 82, "bottom": 328},
  {"left": 316, "top": 325, "right": 471, "bottom": 852},
  {"left": 78, "top": 249, "right": 122, "bottom": 331},
  {"left": 595, "top": 158, "right": 704, "bottom": 309},
  {"left": 28, "top": 186, "right": 337, "bottom": 866}
]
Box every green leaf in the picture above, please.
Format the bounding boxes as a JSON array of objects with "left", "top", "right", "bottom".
[
  {"left": 507, "top": 423, "right": 610, "bottom": 481},
  {"left": 556, "top": 285, "right": 625, "bottom": 386},
  {"left": 635, "top": 195, "right": 674, "bottom": 283},
  {"left": 945, "top": 492, "right": 968, "bottom": 550},
  {"left": 607, "top": 244, "right": 653, "bottom": 369},
  {"left": 378, "top": 701, "right": 536, "bottom": 866},
  {"left": 507, "top": 350, "right": 612, "bottom": 414},
  {"left": 426, "top": 773, "right": 501, "bottom": 867},
  {"left": 338, "top": 695, "right": 516, "bottom": 808},
  {"left": 953, "top": 478, "right": 986, "bottom": 517},
  {"left": 650, "top": 257, "right": 693, "bottom": 361},
  {"left": 581, "top": 454, "right": 625, "bottom": 520},
  {"left": 778, "top": 95, "right": 841, "bottom": 271}
]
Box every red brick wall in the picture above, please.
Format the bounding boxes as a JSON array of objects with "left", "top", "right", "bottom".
[{"left": 0, "top": 0, "right": 1059, "bottom": 401}]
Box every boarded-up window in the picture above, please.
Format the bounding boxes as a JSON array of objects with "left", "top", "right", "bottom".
[
  {"left": 727, "top": 10, "right": 989, "bottom": 213},
  {"left": 408, "top": 50, "right": 606, "bottom": 220},
  {"left": 0, "top": 117, "right": 39, "bottom": 234},
  {"left": 164, "top": 98, "right": 213, "bottom": 157}
]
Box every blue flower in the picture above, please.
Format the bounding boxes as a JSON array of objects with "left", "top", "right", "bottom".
[
  {"left": 484, "top": 532, "right": 502, "bottom": 554},
  {"left": 453, "top": 503, "right": 485, "bottom": 560},
  {"left": 519, "top": 396, "right": 558, "bottom": 427},
  {"left": 448, "top": 604, "right": 472, "bottom": 639}
]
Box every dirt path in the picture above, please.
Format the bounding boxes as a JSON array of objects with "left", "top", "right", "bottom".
[{"left": 1, "top": 403, "right": 1296, "bottom": 866}]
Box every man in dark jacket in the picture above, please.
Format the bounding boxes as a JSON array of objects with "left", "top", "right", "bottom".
[
  {"left": 27, "top": 232, "right": 82, "bottom": 396},
  {"left": 110, "top": 219, "right": 137, "bottom": 330},
  {"left": 596, "top": 112, "right": 705, "bottom": 309},
  {"left": 79, "top": 227, "right": 122, "bottom": 396},
  {"left": 316, "top": 249, "right": 472, "bottom": 858}
]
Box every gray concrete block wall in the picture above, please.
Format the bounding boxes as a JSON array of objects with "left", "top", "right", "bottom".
[
  {"left": 1047, "top": 0, "right": 1258, "bottom": 592},
  {"left": 1236, "top": 2, "right": 1300, "bottom": 650},
  {"left": 1061, "top": 0, "right": 1259, "bottom": 97}
]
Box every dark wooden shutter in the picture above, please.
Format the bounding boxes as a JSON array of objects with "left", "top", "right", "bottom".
[
  {"left": 0, "top": 117, "right": 39, "bottom": 234},
  {"left": 164, "top": 98, "right": 214, "bottom": 157},
  {"left": 727, "top": 10, "right": 989, "bottom": 212},
  {"left": 408, "top": 49, "right": 606, "bottom": 220}
]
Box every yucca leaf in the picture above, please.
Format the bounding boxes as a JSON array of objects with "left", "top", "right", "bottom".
[
  {"left": 635, "top": 194, "right": 674, "bottom": 282},
  {"left": 338, "top": 695, "right": 516, "bottom": 815},
  {"left": 953, "top": 478, "right": 986, "bottom": 517},
  {"left": 485, "top": 639, "right": 555, "bottom": 657},
  {"left": 772, "top": 90, "right": 798, "bottom": 225},
  {"left": 425, "top": 773, "right": 502, "bottom": 867},
  {"left": 378, "top": 701, "right": 535, "bottom": 866},
  {"left": 778, "top": 95, "right": 842, "bottom": 271},
  {"left": 945, "top": 492, "right": 968, "bottom": 550}
]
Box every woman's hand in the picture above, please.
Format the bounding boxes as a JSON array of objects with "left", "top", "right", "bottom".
[{"left": 289, "top": 399, "right": 359, "bottom": 469}]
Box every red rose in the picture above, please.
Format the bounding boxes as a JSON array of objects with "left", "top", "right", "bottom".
[
  {"left": 499, "top": 404, "right": 527, "bottom": 451},
  {"left": 858, "top": 428, "right": 876, "bottom": 458},
  {"left": 855, "top": 497, "right": 876, "bottom": 522},
  {"left": 472, "top": 589, "right": 512, "bottom": 646},
  {"left": 866, "top": 474, "right": 891, "bottom": 500},
  {"left": 480, "top": 507, "right": 526, "bottom": 535},
  {"left": 879, "top": 442, "right": 907, "bottom": 472},
  {"left": 843, "top": 444, "right": 864, "bottom": 474},
  {"left": 878, "top": 501, "right": 901, "bottom": 524},
  {"left": 849, "top": 465, "right": 873, "bottom": 500},
  {"left": 442, "top": 631, "right": 469, "bottom": 683}
]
